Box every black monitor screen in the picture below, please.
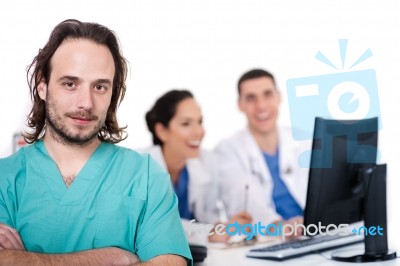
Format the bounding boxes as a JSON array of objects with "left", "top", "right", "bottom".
[{"left": 303, "top": 117, "right": 378, "bottom": 231}]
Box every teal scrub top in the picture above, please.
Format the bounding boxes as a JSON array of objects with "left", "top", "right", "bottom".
[{"left": 0, "top": 140, "right": 192, "bottom": 264}]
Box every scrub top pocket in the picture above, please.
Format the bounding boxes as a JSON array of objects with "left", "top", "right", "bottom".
[{"left": 94, "top": 193, "right": 145, "bottom": 252}]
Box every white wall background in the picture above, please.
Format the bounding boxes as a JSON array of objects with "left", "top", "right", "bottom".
[{"left": 1, "top": 0, "right": 399, "bottom": 248}]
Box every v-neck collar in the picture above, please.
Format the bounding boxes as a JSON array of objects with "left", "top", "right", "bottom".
[{"left": 33, "top": 140, "right": 114, "bottom": 205}]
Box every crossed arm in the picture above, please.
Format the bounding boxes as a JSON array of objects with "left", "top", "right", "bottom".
[{"left": 0, "top": 223, "right": 186, "bottom": 266}]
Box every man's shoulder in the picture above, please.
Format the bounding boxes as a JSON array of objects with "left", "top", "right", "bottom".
[
  {"left": 98, "top": 144, "right": 170, "bottom": 198},
  {"left": 107, "top": 143, "right": 167, "bottom": 175},
  {"left": 278, "top": 125, "right": 296, "bottom": 139},
  {"left": 110, "top": 143, "right": 143, "bottom": 156},
  {"left": 105, "top": 143, "right": 150, "bottom": 163},
  {"left": 0, "top": 147, "right": 28, "bottom": 172},
  {"left": 278, "top": 125, "right": 310, "bottom": 150},
  {"left": 0, "top": 147, "right": 30, "bottom": 184}
]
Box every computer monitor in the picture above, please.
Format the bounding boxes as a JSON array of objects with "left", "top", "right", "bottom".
[
  {"left": 303, "top": 117, "right": 396, "bottom": 262},
  {"left": 304, "top": 117, "right": 378, "bottom": 228}
]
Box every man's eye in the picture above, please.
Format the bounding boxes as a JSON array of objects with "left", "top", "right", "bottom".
[
  {"left": 63, "top": 82, "right": 76, "bottom": 88},
  {"left": 95, "top": 85, "right": 107, "bottom": 91},
  {"left": 265, "top": 91, "right": 274, "bottom": 97},
  {"left": 246, "top": 97, "right": 255, "bottom": 102}
]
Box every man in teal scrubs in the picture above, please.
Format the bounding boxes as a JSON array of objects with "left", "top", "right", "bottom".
[{"left": 0, "top": 19, "right": 192, "bottom": 265}]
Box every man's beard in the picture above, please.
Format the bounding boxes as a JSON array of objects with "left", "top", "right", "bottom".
[{"left": 45, "top": 99, "right": 105, "bottom": 146}]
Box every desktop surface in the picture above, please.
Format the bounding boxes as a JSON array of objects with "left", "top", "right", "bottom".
[{"left": 198, "top": 243, "right": 399, "bottom": 266}]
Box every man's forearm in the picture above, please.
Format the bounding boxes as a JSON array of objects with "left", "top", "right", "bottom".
[
  {"left": 133, "top": 254, "right": 187, "bottom": 266},
  {"left": 0, "top": 247, "right": 138, "bottom": 266}
]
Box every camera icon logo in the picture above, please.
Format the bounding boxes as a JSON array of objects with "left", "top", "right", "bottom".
[
  {"left": 286, "top": 40, "right": 382, "bottom": 167},
  {"left": 287, "top": 69, "right": 381, "bottom": 141}
]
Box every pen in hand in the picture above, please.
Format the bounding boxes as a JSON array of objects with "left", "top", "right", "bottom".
[{"left": 244, "top": 184, "right": 249, "bottom": 212}]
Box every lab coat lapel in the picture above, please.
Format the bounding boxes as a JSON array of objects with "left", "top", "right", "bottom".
[
  {"left": 278, "top": 127, "right": 309, "bottom": 208},
  {"left": 242, "top": 128, "right": 273, "bottom": 187},
  {"left": 186, "top": 154, "right": 211, "bottom": 207}
]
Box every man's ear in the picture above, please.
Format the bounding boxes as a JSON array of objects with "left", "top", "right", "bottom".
[
  {"left": 238, "top": 97, "right": 244, "bottom": 113},
  {"left": 37, "top": 80, "right": 47, "bottom": 101},
  {"left": 154, "top": 122, "right": 169, "bottom": 143}
]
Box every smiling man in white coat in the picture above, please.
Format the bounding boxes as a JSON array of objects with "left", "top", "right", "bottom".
[{"left": 215, "top": 69, "right": 310, "bottom": 232}]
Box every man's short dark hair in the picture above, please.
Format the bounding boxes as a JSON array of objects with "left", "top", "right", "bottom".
[{"left": 237, "top": 69, "right": 276, "bottom": 95}]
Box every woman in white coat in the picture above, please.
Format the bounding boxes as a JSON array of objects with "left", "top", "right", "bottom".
[{"left": 144, "top": 90, "right": 251, "bottom": 241}]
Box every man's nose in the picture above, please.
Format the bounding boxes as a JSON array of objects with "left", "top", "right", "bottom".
[
  {"left": 255, "top": 97, "right": 268, "bottom": 111},
  {"left": 76, "top": 87, "right": 93, "bottom": 110}
]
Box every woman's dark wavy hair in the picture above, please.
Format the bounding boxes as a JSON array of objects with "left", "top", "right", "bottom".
[
  {"left": 145, "top": 90, "right": 193, "bottom": 146},
  {"left": 25, "top": 19, "right": 128, "bottom": 144}
]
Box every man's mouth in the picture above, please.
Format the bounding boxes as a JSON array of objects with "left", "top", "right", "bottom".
[
  {"left": 67, "top": 111, "right": 97, "bottom": 121},
  {"left": 256, "top": 112, "right": 271, "bottom": 121},
  {"left": 67, "top": 111, "right": 98, "bottom": 125},
  {"left": 71, "top": 116, "right": 93, "bottom": 121}
]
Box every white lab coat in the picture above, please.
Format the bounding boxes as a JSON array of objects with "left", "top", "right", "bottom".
[
  {"left": 142, "top": 145, "right": 220, "bottom": 224},
  {"left": 214, "top": 126, "right": 310, "bottom": 224}
]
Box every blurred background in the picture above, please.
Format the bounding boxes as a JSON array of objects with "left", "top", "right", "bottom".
[{"left": 1, "top": 0, "right": 399, "bottom": 249}]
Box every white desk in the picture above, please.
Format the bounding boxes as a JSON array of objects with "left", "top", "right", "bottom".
[{"left": 197, "top": 243, "right": 399, "bottom": 266}]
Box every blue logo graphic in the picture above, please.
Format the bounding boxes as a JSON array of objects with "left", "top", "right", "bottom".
[
  {"left": 222, "top": 222, "right": 384, "bottom": 240},
  {"left": 352, "top": 225, "right": 384, "bottom": 236},
  {"left": 286, "top": 40, "right": 382, "bottom": 167}
]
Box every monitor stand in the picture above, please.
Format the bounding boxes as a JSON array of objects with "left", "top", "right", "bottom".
[
  {"left": 332, "top": 251, "right": 397, "bottom": 263},
  {"left": 332, "top": 164, "right": 397, "bottom": 262}
]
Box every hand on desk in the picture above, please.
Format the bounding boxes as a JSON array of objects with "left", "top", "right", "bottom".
[
  {"left": 271, "top": 216, "right": 304, "bottom": 240},
  {"left": 209, "top": 211, "right": 252, "bottom": 243},
  {"left": 287, "top": 216, "right": 304, "bottom": 235}
]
